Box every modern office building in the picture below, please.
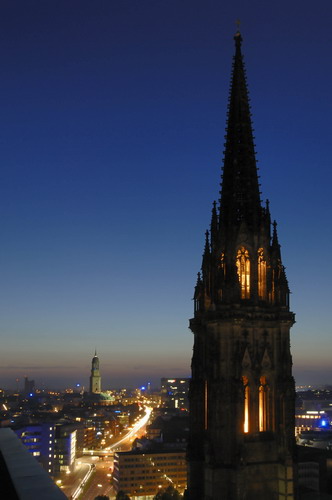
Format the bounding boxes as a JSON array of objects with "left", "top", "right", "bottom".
[
  {"left": 160, "top": 378, "right": 189, "bottom": 410},
  {"left": 15, "top": 423, "right": 56, "bottom": 476},
  {"left": 53, "top": 423, "right": 77, "bottom": 475},
  {"left": 113, "top": 449, "right": 187, "bottom": 498}
]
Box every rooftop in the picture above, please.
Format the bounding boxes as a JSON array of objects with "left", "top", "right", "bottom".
[{"left": 0, "top": 428, "right": 66, "bottom": 500}]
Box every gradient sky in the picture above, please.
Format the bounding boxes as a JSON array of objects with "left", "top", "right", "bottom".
[{"left": 1, "top": 1, "right": 332, "bottom": 390}]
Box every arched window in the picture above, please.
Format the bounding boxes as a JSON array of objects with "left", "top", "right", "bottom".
[
  {"left": 258, "top": 248, "right": 266, "bottom": 300},
  {"left": 259, "top": 376, "right": 268, "bottom": 432},
  {"left": 236, "top": 247, "right": 250, "bottom": 299},
  {"left": 243, "top": 376, "right": 250, "bottom": 433}
]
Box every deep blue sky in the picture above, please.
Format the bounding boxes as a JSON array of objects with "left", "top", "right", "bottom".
[{"left": 1, "top": 1, "right": 332, "bottom": 389}]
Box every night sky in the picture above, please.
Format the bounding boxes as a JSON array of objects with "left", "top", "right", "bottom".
[{"left": 1, "top": 1, "right": 332, "bottom": 390}]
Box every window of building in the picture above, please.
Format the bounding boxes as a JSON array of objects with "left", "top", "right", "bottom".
[
  {"left": 259, "top": 376, "right": 268, "bottom": 432},
  {"left": 258, "top": 248, "right": 266, "bottom": 299},
  {"left": 243, "top": 376, "right": 250, "bottom": 433},
  {"left": 236, "top": 247, "right": 250, "bottom": 299},
  {"left": 220, "top": 252, "right": 225, "bottom": 271}
]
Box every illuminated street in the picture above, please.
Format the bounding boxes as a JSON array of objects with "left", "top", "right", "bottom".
[{"left": 62, "top": 406, "right": 152, "bottom": 499}]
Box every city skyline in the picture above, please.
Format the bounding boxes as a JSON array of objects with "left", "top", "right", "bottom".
[{"left": 1, "top": 1, "right": 332, "bottom": 389}]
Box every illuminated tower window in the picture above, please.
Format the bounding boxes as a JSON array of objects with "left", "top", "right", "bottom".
[
  {"left": 259, "top": 376, "right": 268, "bottom": 432},
  {"left": 243, "top": 376, "right": 250, "bottom": 433},
  {"left": 258, "top": 248, "right": 267, "bottom": 300},
  {"left": 220, "top": 252, "right": 225, "bottom": 270},
  {"left": 236, "top": 247, "right": 250, "bottom": 299}
]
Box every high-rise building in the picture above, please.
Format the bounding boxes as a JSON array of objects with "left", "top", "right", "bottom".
[
  {"left": 161, "top": 378, "right": 190, "bottom": 410},
  {"left": 89, "top": 350, "right": 101, "bottom": 394},
  {"left": 23, "top": 376, "right": 35, "bottom": 396},
  {"left": 187, "top": 33, "right": 296, "bottom": 499}
]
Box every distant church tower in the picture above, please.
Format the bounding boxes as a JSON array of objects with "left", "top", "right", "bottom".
[
  {"left": 187, "top": 33, "right": 296, "bottom": 500},
  {"left": 89, "top": 351, "right": 101, "bottom": 394}
]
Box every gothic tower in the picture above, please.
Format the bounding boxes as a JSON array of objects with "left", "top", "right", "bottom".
[
  {"left": 89, "top": 350, "right": 101, "bottom": 394},
  {"left": 187, "top": 33, "right": 296, "bottom": 500}
]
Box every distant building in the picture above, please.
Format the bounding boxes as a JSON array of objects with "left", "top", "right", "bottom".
[
  {"left": 89, "top": 350, "right": 101, "bottom": 394},
  {"left": 296, "top": 411, "right": 330, "bottom": 433},
  {"left": 297, "top": 431, "right": 332, "bottom": 450},
  {"left": 113, "top": 449, "right": 187, "bottom": 498},
  {"left": 160, "top": 378, "right": 189, "bottom": 410},
  {"left": 23, "top": 376, "right": 35, "bottom": 396},
  {"left": 146, "top": 415, "right": 189, "bottom": 448}
]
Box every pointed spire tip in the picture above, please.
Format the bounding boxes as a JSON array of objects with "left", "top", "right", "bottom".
[{"left": 234, "top": 31, "right": 243, "bottom": 47}]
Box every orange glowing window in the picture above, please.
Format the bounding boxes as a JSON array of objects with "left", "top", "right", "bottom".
[
  {"left": 259, "top": 376, "right": 268, "bottom": 432},
  {"left": 243, "top": 376, "right": 249, "bottom": 433},
  {"left": 236, "top": 247, "right": 250, "bottom": 299},
  {"left": 258, "top": 248, "right": 266, "bottom": 300}
]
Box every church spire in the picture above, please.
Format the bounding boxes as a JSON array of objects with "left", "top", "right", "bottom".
[
  {"left": 188, "top": 33, "right": 296, "bottom": 500},
  {"left": 220, "top": 32, "right": 261, "bottom": 229}
]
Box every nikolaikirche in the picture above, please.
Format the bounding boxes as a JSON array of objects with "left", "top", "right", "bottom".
[{"left": 187, "top": 33, "right": 296, "bottom": 500}]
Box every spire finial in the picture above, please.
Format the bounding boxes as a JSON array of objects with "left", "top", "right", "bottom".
[{"left": 234, "top": 20, "right": 242, "bottom": 46}]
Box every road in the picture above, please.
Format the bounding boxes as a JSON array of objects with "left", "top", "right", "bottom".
[
  {"left": 63, "top": 406, "right": 152, "bottom": 499},
  {"left": 60, "top": 460, "right": 92, "bottom": 498},
  {"left": 78, "top": 457, "right": 114, "bottom": 500}
]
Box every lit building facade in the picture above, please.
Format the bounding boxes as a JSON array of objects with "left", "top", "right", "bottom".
[
  {"left": 161, "top": 378, "right": 189, "bottom": 410},
  {"left": 54, "top": 424, "right": 77, "bottom": 475},
  {"left": 15, "top": 423, "right": 56, "bottom": 476},
  {"left": 187, "top": 33, "right": 296, "bottom": 499},
  {"left": 113, "top": 449, "right": 187, "bottom": 498}
]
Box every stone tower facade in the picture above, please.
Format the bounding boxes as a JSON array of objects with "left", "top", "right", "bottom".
[
  {"left": 187, "top": 33, "right": 296, "bottom": 500},
  {"left": 89, "top": 351, "right": 101, "bottom": 394}
]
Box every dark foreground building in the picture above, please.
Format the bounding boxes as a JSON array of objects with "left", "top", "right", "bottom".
[{"left": 187, "top": 33, "right": 296, "bottom": 499}]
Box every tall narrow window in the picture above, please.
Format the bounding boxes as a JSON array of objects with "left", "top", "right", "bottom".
[
  {"left": 243, "top": 376, "right": 250, "bottom": 433},
  {"left": 259, "top": 376, "right": 268, "bottom": 432},
  {"left": 258, "top": 248, "right": 266, "bottom": 300},
  {"left": 236, "top": 247, "right": 250, "bottom": 299},
  {"left": 220, "top": 252, "right": 225, "bottom": 270},
  {"left": 204, "top": 380, "right": 208, "bottom": 430},
  {"left": 218, "top": 253, "right": 225, "bottom": 302}
]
